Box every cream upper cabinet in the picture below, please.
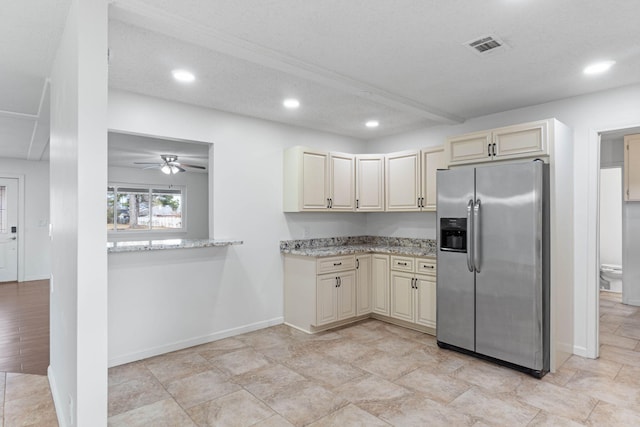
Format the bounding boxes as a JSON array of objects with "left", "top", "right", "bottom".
[
  {"left": 624, "top": 134, "right": 640, "bottom": 201},
  {"left": 446, "top": 119, "right": 550, "bottom": 166},
  {"left": 329, "top": 152, "right": 355, "bottom": 211},
  {"left": 446, "top": 131, "right": 492, "bottom": 165},
  {"left": 372, "top": 254, "right": 390, "bottom": 316},
  {"left": 386, "top": 150, "right": 421, "bottom": 211},
  {"left": 283, "top": 146, "right": 354, "bottom": 212},
  {"left": 356, "top": 155, "right": 385, "bottom": 211},
  {"left": 356, "top": 255, "right": 373, "bottom": 315},
  {"left": 422, "top": 147, "right": 446, "bottom": 211}
]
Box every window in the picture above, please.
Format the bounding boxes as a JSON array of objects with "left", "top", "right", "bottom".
[{"left": 107, "top": 184, "right": 184, "bottom": 232}]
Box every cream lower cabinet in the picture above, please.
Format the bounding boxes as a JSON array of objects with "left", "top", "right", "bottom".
[
  {"left": 389, "top": 256, "right": 437, "bottom": 330},
  {"left": 371, "top": 254, "right": 390, "bottom": 316},
  {"left": 316, "top": 270, "right": 356, "bottom": 326},
  {"left": 356, "top": 254, "right": 373, "bottom": 315}
]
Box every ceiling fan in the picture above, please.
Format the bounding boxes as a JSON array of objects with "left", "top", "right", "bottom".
[{"left": 134, "top": 154, "right": 206, "bottom": 175}]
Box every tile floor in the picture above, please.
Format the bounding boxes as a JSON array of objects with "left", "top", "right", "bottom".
[{"left": 2, "top": 291, "right": 640, "bottom": 426}]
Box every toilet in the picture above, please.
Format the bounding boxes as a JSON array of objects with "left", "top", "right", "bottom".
[{"left": 600, "top": 264, "right": 622, "bottom": 292}]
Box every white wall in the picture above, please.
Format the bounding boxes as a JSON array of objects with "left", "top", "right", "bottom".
[
  {"left": 108, "top": 166, "right": 209, "bottom": 240},
  {"left": 367, "top": 83, "right": 640, "bottom": 357},
  {"left": 49, "top": 0, "right": 108, "bottom": 425},
  {"left": 107, "top": 90, "right": 366, "bottom": 364},
  {"left": 0, "top": 159, "right": 50, "bottom": 280},
  {"left": 599, "top": 168, "right": 622, "bottom": 266}
]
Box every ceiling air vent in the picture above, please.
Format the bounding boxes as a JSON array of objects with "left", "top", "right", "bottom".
[{"left": 465, "top": 35, "right": 508, "bottom": 56}]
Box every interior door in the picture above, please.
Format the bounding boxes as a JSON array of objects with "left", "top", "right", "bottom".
[
  {"left": 0, "top": 178, "right": 18, "bottom": 282},
  {"left": 474, "top": 161, "right": 545, "bottom": 370}
]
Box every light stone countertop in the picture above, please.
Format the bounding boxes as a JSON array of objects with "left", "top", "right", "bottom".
[
  {"left": 107, "top": 238, "right": 243, "bottom": 253},
  {"left": 280, "top": 236, "right": 436, "bottom": 258}
]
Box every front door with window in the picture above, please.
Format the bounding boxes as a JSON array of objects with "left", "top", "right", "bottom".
[{"left": 0, "top": 178, "right": 18, "bottom": 282}]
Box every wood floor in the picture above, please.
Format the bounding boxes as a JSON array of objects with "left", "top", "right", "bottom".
[{"left": 0, "top": 280, "right": 50, "bottom": 375}]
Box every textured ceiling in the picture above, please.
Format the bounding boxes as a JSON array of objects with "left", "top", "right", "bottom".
[{"left": 2, "top": 0, "right": 640, "bottom": 160}]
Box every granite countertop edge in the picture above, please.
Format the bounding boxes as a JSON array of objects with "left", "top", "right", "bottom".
[
  {"left": 282, "top": 245, "right": 436, "bottom": 258},
  {"left": 107, "top": 238, "right": 243, "bottom": 253}
]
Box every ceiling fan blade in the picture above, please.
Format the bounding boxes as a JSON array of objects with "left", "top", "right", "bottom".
[
  {"left": 175, "top": 165, "right": 186, "bottom": 172},
  {"left": 134, "top": 162, "right": 163, "bottom": 165},
  {"left": 142, "top": 165, "right": 161, "bottom": 170},
  {"left": 179, "top": 163, "right": 207, "bottom": 170}
]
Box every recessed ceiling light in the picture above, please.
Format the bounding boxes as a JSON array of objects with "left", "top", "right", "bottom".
[
  {"left": 283, "top": 98, "right": 300, "bottom": 109},
  {"left": 365, "top": 120, "right": 379, "bottom": 128},
  {"left": 583, "top": 60, "right": 616, "bottom": 75},
  {"left": 172, "top": 69, "right": 195, "bottom": 83}
]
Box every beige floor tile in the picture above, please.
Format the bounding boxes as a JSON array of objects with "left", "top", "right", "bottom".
[
  {"left": 355, "top": 350, "right": 422, "bottom": 381},
  {"left": 527, "top": 410, "right": 586, "bottom": 426},
  {"left": 186, "top": 389, "right": 274, "bottom": 427},
  {"left": 599, "top": 344, "right": 640, "bottom": 367},
  {"left": 636, "top": 340, "right": 640, "bottom": 351},
  {"left": 541, "top": 365, "right": 577, "bottom": 387},
  {"left": 318, "top": 338, "right": 373, "bottom": 363},
  {"left": 586, "top": 400, "right": 640, "bottom": 426},
  {"left": 307, "top": 403, "right": 390, "bottom": 427},
  {"left": 108, "top": 361, "right": 153, "bottom": 387},
  {"left": 615, "top": 322, "right": 640, "bottom": 340},
  {"left": 515, "top": 379, "right": 597, "bottom": 423},
  {"left": 376, "top": 322, "right": 427, "bottom": 341},
  {"left": 565, "top": 370, "right": 640, "bottom": 409},
  {"left": 561, "top": 355, "right": 622, "bottom": 379},
  {"left": 335, "top": 323, "right": 386, "bottom": 343},
  {"left": 262, "top": 380, "right": 347, "bottom": 426},
  {"left": 250, "top": 414, "right": 295, "bottom": 427},
  {"left": 615, "top": 364, "right": 640, "bottom": 386},
  {"left": 210, "top": 348, "right": 272, "bottom": 376},
  {"left": 233, "top": 363, "right": 306, "bottom": 400},
  {"left": 377, "top": 393, "right": 475, "bottom": 426},
  {"left": 283, "top": 353, "right": 365, "bottom": 388},
  {"left": 108, "top": 369, "right": 171, "bottom": 417},
  {"left": 144, "top": 352, "right": 213, "bottom": 385},
  {"left": 369, "top": 335, "right": 424, "bottom": 355},
  {"left": 395, "top": 366, "right": 471, "bottom": 404},
  {"left": 450, "top": 387, "right": 539, "bottom": 426},
  {"left": 3, "top": 377, "right": 58, "bottom": 427},
  {"left": 333, "top": 374, "right": 411, "bottom": 406},
  {"left": 166, "top": 369, "right": 240, "bottom": 409},
  {"left": 190, "top": 337, "right": 248, "bottom": 360},
  {"left": 108, "top": 398, "right": 196, "bottom": 427},
  {"left": 451, "top": 359, "right": 527, "bottom": 393},
  {"left": 234, "top": 330, "right": 295, "bottom": 350},
  {"left": 599, "top": 330, "right": 638, "bottom": 350}
]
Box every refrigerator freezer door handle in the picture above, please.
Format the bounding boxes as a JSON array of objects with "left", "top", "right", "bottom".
[
  {"left": 473, "top": 199, "right": 481, "bottom": 273},
  {"left": 466, "top": 199, "right": 474, "bottom": 272}
]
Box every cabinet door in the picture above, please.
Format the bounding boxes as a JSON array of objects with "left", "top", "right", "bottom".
[
  {"left": 356, "top": 155, "right": 385, "bottom": 211},
  {"left": 422, "top": 147, "right": 446, "bottom": 211},
  {"left": 390, "top": 271, "right": 414, "bottom": 322},
  {"left": 337, "top": 271, "right": 357, "bottom": 321},
  {"left": 316, "top": 274, "right": 338, "bottom": 326},
  {"left": 329, "top": 152, "right": 355, "bottom": 211},
  {"left": 415, "top": 275, "right": 436, "bottom": 328},
  {"left": 493, "top": 120, "right": 548, "bottom": 159},
  {"left": 446, "top": 131, "right": 491, "bottom": 165},
  {"left": 386, "top": 151, "right": 421, "bottom": 211},
  {"left": 625, "top": 134, "right": 640, "bottom": 201},
  {"left": 356, "top": 255, "right": 372, "bottom": 315},
  {"left": 372, "top": 254, "right": 390, "bottom": 315},
  {"left": 302, "top": 150, "right": 329, "bottom": 210}
]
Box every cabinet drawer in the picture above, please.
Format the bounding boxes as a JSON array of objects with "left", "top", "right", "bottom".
[
  {"left": 317, "top": 255, "right": 356, "bottom": 274},
  {"left": 390, "top": 256, "right": 414, "bottom": 272},
  {"left": 416, "top": 258, "right": 436, "bottom": 275}
]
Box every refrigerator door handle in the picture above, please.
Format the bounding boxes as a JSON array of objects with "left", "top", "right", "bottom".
[
  {"left": 466, "top": 199, "right": 474, "bottom": 272},
  {"left": 473, "top": 199, "right": 481, "bottom": 273}
]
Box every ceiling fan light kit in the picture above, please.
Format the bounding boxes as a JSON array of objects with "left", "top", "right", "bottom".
[{"left": 134, "top": 154, "right": 206, "bottom": 174}]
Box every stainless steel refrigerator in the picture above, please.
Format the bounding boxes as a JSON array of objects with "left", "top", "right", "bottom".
[{"left": 436, "top": 160, "right": 549, "bottom": 378}]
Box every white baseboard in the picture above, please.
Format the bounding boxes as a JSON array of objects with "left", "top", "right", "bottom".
[
  {"left": 108, "top": 317, "right": 284, "bottom": 367},
  {"left": 48, "top": 366, "right": 68, "bottom": 427},
  {"left": 623, "top": 297, "right": 640, "bottom": 307},
  {"left": 22, "top": 274, "right": 50, "bottom": 282},
  {"left": 572, "top": 345, "right": 589, "bottom": 358}
]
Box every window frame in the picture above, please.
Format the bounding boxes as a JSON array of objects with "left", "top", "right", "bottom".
[{"left": 107, "top": 182, "right": 187, "bottom": 235}]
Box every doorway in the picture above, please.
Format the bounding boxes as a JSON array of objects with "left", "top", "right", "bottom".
[{"left": 0, "top": 177, "right": 18, "bottom": 282}]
